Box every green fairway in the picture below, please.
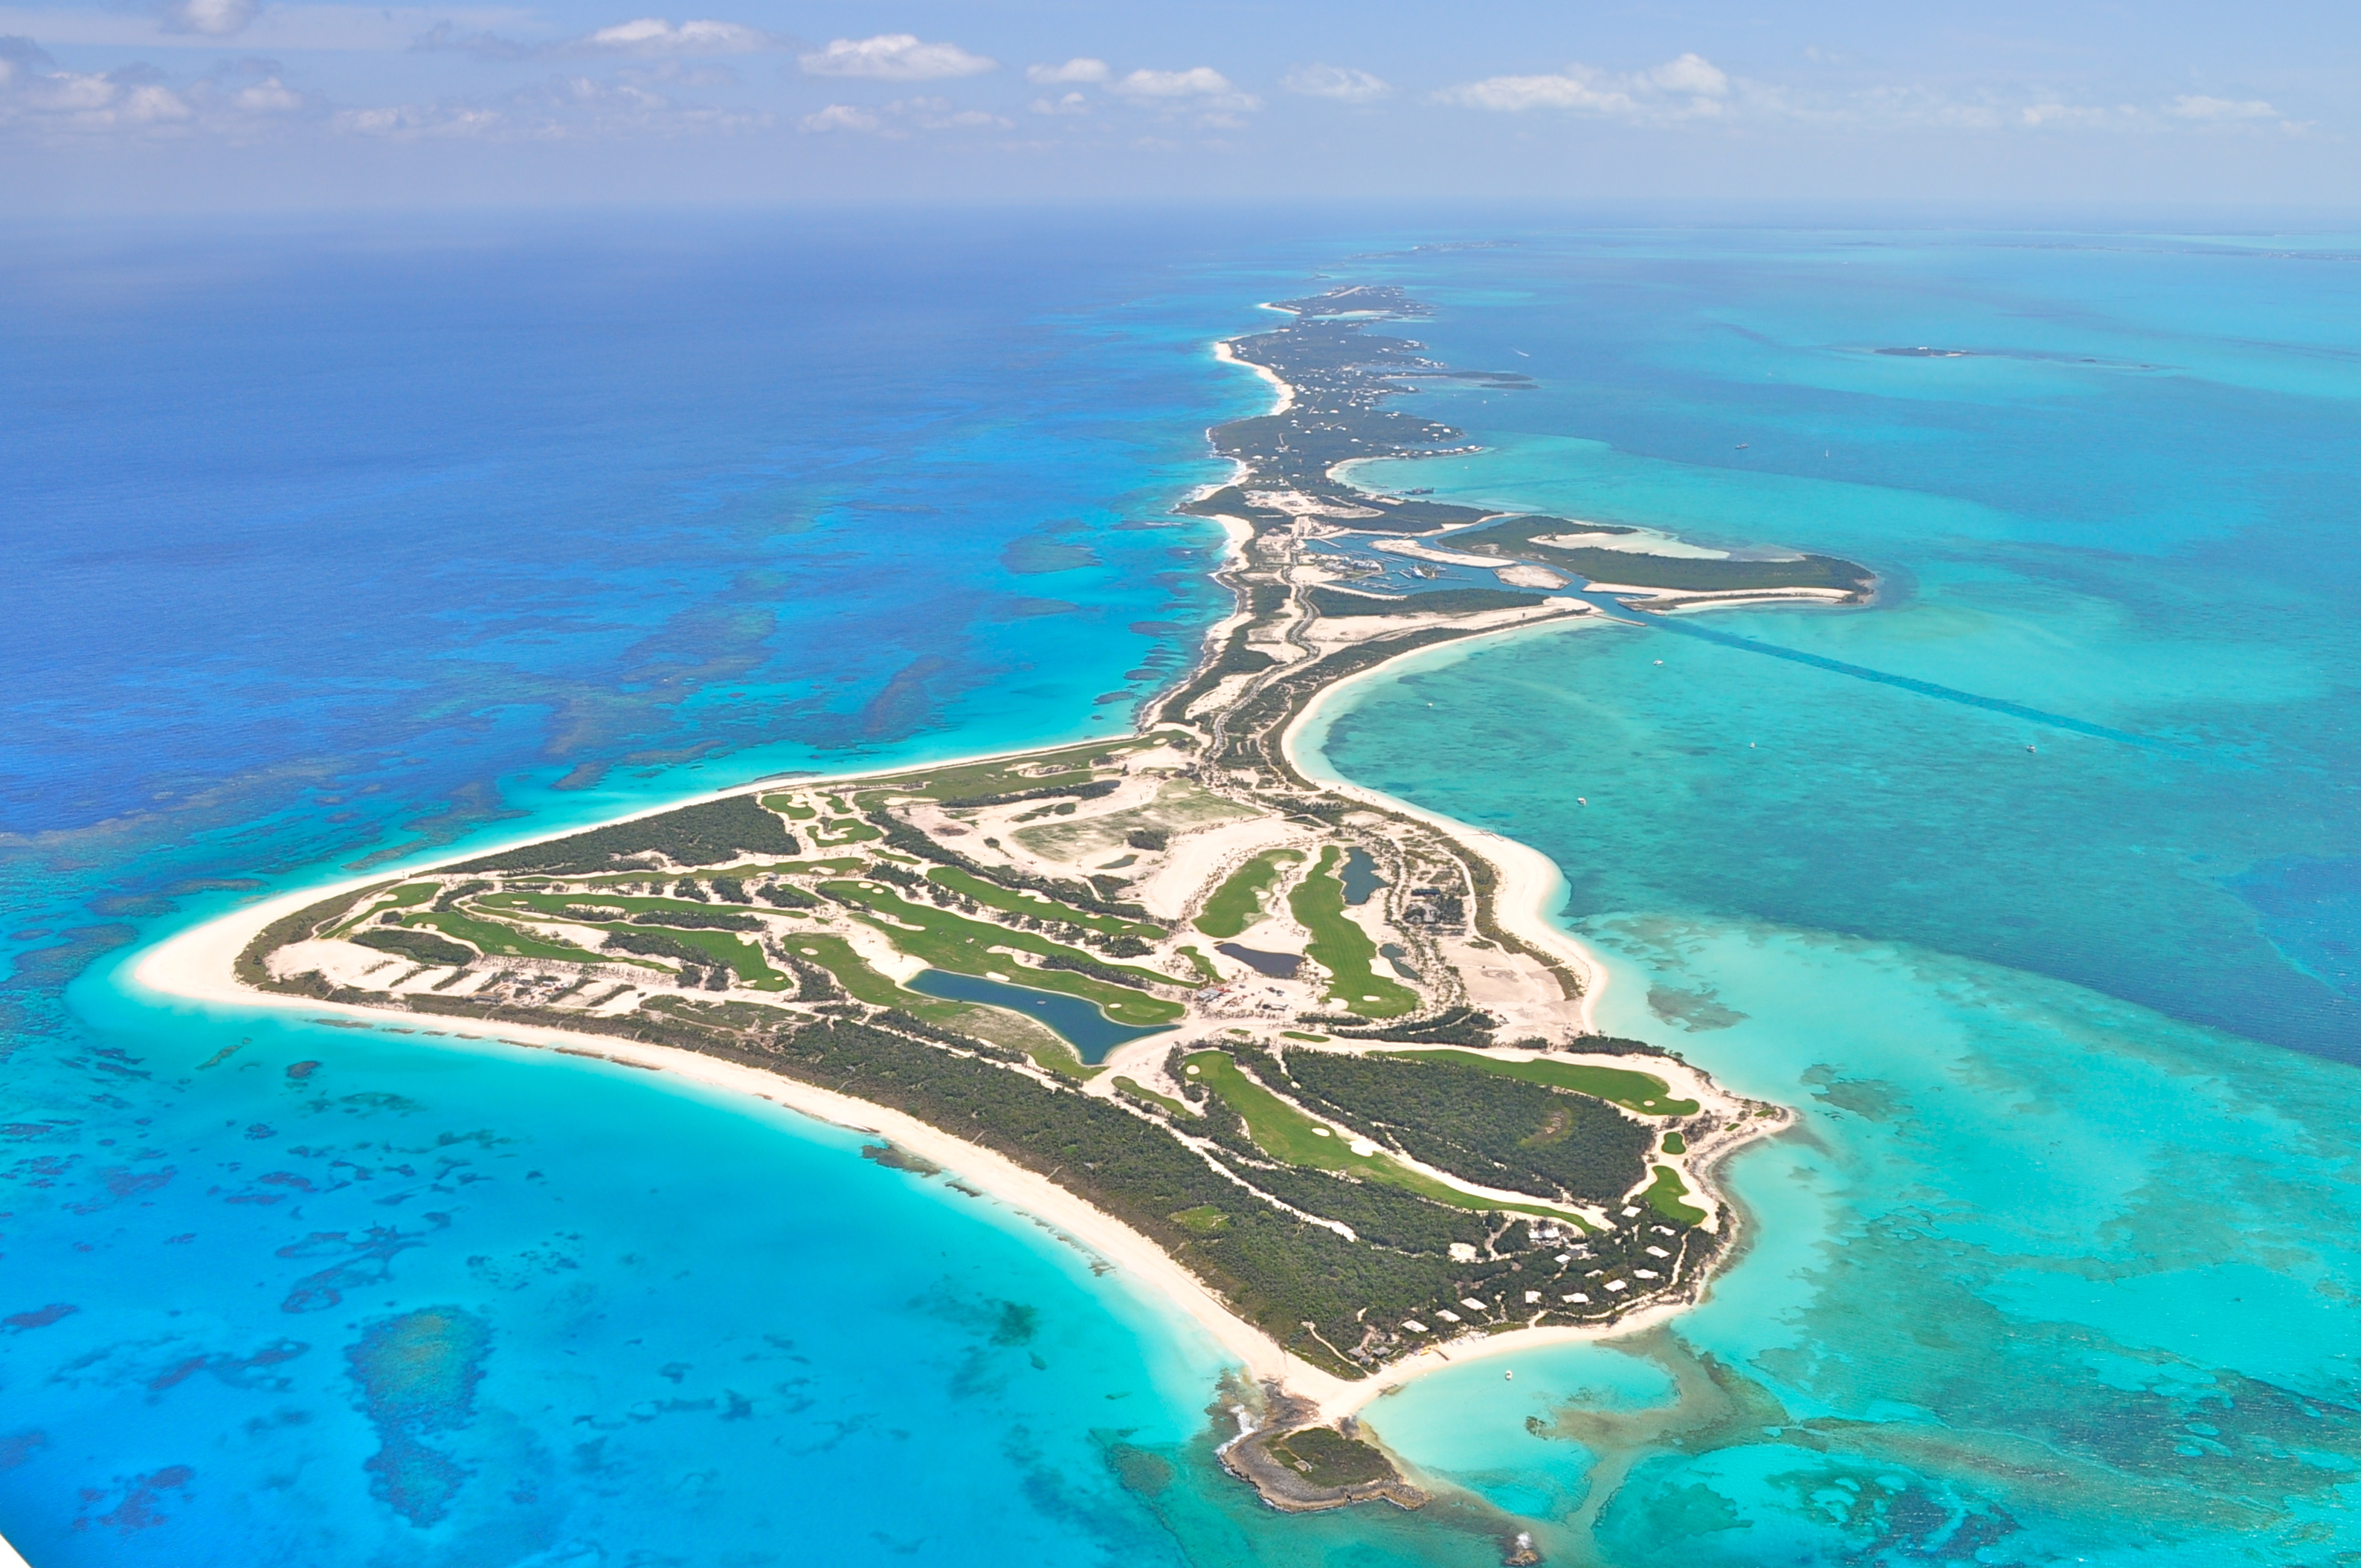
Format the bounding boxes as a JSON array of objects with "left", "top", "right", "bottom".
[
  {"left": 464, "top": 894, "right": 787, "bottom": 987},
  {"left": 483, "top": 891, "right": 764, "bottom": 920},
  {"left": 823, "top": 883, "right": 1183, "bottom": 1026},
  {"left": 780, "top": 934, "right": 923, "bottom": 1009},
  {"left": 1112, "top": 1076, "right": 1192, "bottom": 1116},
  {"left": 395, "top": 911, "right": 614, "bottom": 967},
  {"left": 329, "top": 880, "right": 435, "bottom": 935},
  {"left": 1183, "top": 1051, "right": 1587, "bottom": 1224},
  {"left": 926, "top": 866, "right": 1162, "bottom": 938},
  {"left": 1193, "top": 848, "right": 1301, "bottom": 938},
  {"left": 1377, "top": 1049, "right": 1698, "bottom": 1116},
  {"left": 627, "top": 926, "right": 790, "bottom": 990},
  {"left": 1643, "top": 1165, "right": 1707, "bottom": 1224},
  {"left": 1288, "top": 848, "right": 1418, "bottom": 1018}
]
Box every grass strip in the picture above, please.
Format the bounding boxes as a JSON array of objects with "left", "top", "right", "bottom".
[
  {"left": 927, "top": 866, "right": 1163, "bottom": 938},
  {"left": 1289, "top": 848, "right": 1418, "bottom": 1019},
  {"left": 1113, "top": 1076, "right": 1193, "bottom": 1117},
  {"left": 1643, "top": 1165, "right": 1707, "bottom": 1224},
  {"left": 394, "top": 911, "right": 620, "bottom": 968},
  {"left": 1374, "top": 1049, "right": 1698, "bottom": 1116},
  {"left": 1194, "top": 849, "right": 1302, "bottom": 939}
]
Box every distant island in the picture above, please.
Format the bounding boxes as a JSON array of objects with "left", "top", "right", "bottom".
[{"left": 158, "top": 283, "right": 1867, "bottom": 1518}]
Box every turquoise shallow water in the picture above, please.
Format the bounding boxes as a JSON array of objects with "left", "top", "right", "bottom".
[
  {"left": 9, "top": 218, "right": 2361, "bottom": 1564},
  {"left": 1318, "top": 230, "right": 2361, "bottom": 1561}
]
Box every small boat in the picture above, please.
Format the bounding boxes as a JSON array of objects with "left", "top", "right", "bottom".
[{"left": 1735, "top": 443, "right": 1750, "bottom": 450}]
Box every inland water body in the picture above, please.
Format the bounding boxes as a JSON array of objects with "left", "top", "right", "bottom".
[{"left": 5, "top": 213, "right": 2359, "bottom": 1566}]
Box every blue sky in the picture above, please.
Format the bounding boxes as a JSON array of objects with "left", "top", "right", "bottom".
[{"left": 3, "top": 0, "right": 2354, "bottom": 210}]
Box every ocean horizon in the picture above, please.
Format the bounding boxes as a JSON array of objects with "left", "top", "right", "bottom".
[{"left": 7, "top": 210, "right": 2360, "bottom": 1565}]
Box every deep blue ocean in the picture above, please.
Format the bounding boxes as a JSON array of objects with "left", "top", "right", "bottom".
[{"left": 4, "top": 212, "right": 2359, "bottom": 1565}]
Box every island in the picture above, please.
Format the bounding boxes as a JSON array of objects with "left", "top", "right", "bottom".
[{"left": 197, "top": 283, "right": 1866, "bottom": 1519}]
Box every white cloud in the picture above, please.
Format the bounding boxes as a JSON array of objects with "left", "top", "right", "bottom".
[
  {"left": 1444, "top": 70, "right": 1632, "bottom": 114},
  {"left": 1026, "top": 57, "right": 1105, "bottom": 85},
  {"left": 800, "top": 94, "right": 1008, "bottom": 134},
  {"left": 335, "top": 100, "right": 502, "bottom": 136},
  {"left": 160, "top": 0, "right": 256, "bottom": 36},
  {"left": 1281, "top": 62, "right": 1388, "bottom": 102},
  {"left": 1115, "top": 65, "right": 1225, "bottom": 97},
  {"left": 1642, "top": 52, "right": 1727, "bottom": 97},
  {"left": 799, "top": 33, "right": 994, "bottom": 80},
  {"left": 0, "top": 50, "right": 196, "bottom": 130},
  {"left": 2170, "top": 94, "right": 2276, "bottom": 121},
  {"left": 1030, "top": 90, "right": 1089, "bottom": 116},
  {"left": 2018, "top": 101, "right": 2119, "bottom": 129},
  {"left": 233, "top": 77, "right": 299, "bottom": 109},
  {"left": 572, "top": 18, "right": 776, "bottom": 57},
  {"left": 800, "top": 101, "right": 873, "bottom": 131},
  {"left": 410, "top": 16, "right": 784, "bottom": 62},
  {"left": 1442, "top": 53, "right": 1729, "bottom": 120},
  {"left": 1112, "top": 65, "right": 1257, "bottom": 114}
]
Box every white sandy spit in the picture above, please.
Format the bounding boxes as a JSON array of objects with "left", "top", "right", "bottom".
[{"left": 1212, "top": 338, "right": 1293, "bottom": 417}]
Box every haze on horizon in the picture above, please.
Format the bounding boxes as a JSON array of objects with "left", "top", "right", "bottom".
[{"left": 1, "top": 0, "right": 2354, "bottom": 214}]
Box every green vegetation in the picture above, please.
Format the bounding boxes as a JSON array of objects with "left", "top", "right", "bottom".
[
  {"left": 1194, "top": 849, "right": 1302, "bottom": 938},
  {"left": 1644, "top": 1165, "right": 1708, "bottom": 1224},
  {"left": 760, "top": 796, "right": 817, "bottom": 819},
  {"left": 1307, "top": 1005, "right": 1496, "bottom": 1046},
  {"left": 1288, "top": 848, "right": 1418, "bottom": 1019},
  {"left": 1115, "top": 1077, "right": 1193, "bottom": 1117},
  {"left": 1278, "top": 1050, "right": 1648, "bottom": 1209},
  {"left": 352, "top": 927, "right": 475, "bottom": 968},
  {"left": 1170, "top": 1204, "right": 1229, "bottom": 1233},
  {"left": 1376, "top": 1049, "right": 1698, "bottom": 1116},
  {"left": 1174, "top": 945, "right": 1220, "bottom": 983},
  {"left": 235, "top": 886, "right": 384, "bottom": 986},
  {"left": 605, "top": 926, "right": 788, "bottom": 990},
  {"left": 1281, "top": 1030, "right": 1329, "bottom": 1042},
  {"left": 808, "top": 818, "right": 883, "bottom": 845},
  {"left": 1156, "top": 623, "right": 1278, "bottom": 720},
  {"left": 778, "top": 934, "right": 921, "bottom": 1010},
  {"left": 483, "top": 891, "right": 753, "bottom": 920},
  {"left": 1011, "top": 1032, "right": 1098, "bottom": 1082},
  {"left": 456, "top": 793, "right": 799, "bottom": 876},
  {"left": 1263, "top": 1427, "right": 1394, "bottom": 1488},
  {"left": 628, "top": 909, "right": 761, "bottom": 931},
  {"left": 850, "top": 732, "right": 1184, "bottom": 805},
  {"left": 927, "top": 866, "right": 1162, "bottom": 938},
  {"left": 1662, "top": 1131, "right": 1687, "bottom": 1155},
  {"left": 823, "top": 883, "right": 1183, "bottom": 1027},
  {"left": 329, "top": 880, "right": 436, "bottom": 936}
]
